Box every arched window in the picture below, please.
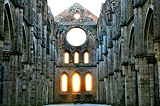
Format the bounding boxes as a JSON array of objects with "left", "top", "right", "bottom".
[
  {"left": 61, "top": 74, "right": 68, "bottom": 92},
  {"left": 73, "top": 73, "right": 80, "bottom": 92},
  {"left": 85, "top": 73, "right": 92, "bottom": 91},
  {"left": 64, "top": 52, "right": 69, "bottom": 63},
  {"left": 84, "top": 52, "right": 89, "bottom": 63},
  {"left": 74, "top": 52, "right": 79, "bottom": 63}
]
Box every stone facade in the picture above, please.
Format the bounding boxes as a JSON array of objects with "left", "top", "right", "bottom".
[
  {"left": 0, "top": 0, "right": 160, "bottom": 106},
  {"left": 0, "top": 0, "right": 57, "bottom": 105},
  {"left": 97, "top": 0, "right": 160, "bottom": 106},
  {"left": 54, "top": 3, "right": 98, "bottom": 103}
]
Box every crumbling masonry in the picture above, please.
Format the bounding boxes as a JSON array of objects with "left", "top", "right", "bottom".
[{"left": 0, "top": 0, "right": 160, "bottom": 106}]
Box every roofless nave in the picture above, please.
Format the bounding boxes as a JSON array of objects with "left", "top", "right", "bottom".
[{"left": 0, "top": 0, "right": 160, "bottom": 106}]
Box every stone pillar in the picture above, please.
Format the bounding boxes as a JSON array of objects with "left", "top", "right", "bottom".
[
  {"left": 20, "top": 64, "right": 30, "bottom": 106},
  {"left": 113, "top": 72, "right": 117, "bottom": 105},
  {"left": 154, "top": 0, "right": 160, "bottom": 104},
  {"left": 104, "top": 77, "right": 111, "bottom": 104},
  {"left": 0, "top": 0, "right": 4, "bottom": 66},
  {"left": 124, "top": 64, "right": 134, "bottom": 106},
  {"left": 48, "top": 36, "right": 55, "bottom": 104},
  {"left": 2, "top": 51, "right": 10, "bottom": 105},
  {"left": 145, "top": 54, "right": 156, "bottom": 106},
  {"left": 135, "top": 57, "right": 152, "bottom": 106},
  {"left": 131, "top": 64, "right": 138, "bottom": 106},
  {"left": 36, "top": 0, "right": 43, "bottom": 104},
  {"left": 11, "top": 55, "right": 19, "bottom": 106},
  {"left": 109, "top": 75, "right": 114, "bottom": 105},
  {"left": 96, "top": 64, "right": 99, "bottom": 102}
]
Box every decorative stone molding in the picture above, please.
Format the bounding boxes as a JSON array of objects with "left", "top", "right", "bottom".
[
  {"left": 3, "top": 51, "right": 10, "bottom": 61},
  {"left": 144, "top": 53, "right": 155, "bottom": 64}
]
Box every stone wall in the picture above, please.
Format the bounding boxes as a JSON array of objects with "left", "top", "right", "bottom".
[
  {"left": 0, "top": 0, "right": 57, "bottom": 105},
  {"left": 97, "top": 0, "right": 160, "bottom": 106}
]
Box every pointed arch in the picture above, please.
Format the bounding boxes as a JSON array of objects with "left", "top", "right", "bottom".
[
  {"left": 85, "top": 73, "right": 92, "bottom": 91},
  {"left": 3, "top": 3, "right": 13, "bottom": 51},
  {"left": 74, "top": 51, "right": 79, "bottom": 63},
  {"left": 72, "top": 73, "right": 80, "bottom": 92},
  {"left": 84, "top": 50, "right": 89, "bottom": 64},
  {"left": 128, "top": 24, "right": 135, "bottom": 64},
  {"left": 64, "top": 51, "right": 70, "bottom": 64},
  {"left": 61, "top": 72, "right": 68, "bottom": 92},
  {"left": 143, "top": 7, "right": 154, "bottom": 53}
]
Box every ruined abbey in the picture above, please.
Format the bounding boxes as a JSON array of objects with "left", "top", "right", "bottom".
[{"left": 0, "top": 0, "right": 160, "bottom": 106}]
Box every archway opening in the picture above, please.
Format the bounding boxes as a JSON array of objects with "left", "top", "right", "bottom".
[
  {"left": 74, "top": 52, "right": 79, "bottom": 63},
  {"left": 64, "top": 52, "right": 69, "bottom": 64},
  {"left": 73, "top": 73, "right": 80, "bottom": 92},
  {"left": 62, "top": 74, "right": 68, "bottom": 92},
  {"left": 85, "top": 74, "right": 92, "bottom": 91},
  {"left": 84, "top": 52, "right": 89, "bottom": 63}
]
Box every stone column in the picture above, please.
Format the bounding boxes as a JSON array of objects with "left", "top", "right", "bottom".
[
  {"left": 0, "top": 0, "right": 4, "bottom": 66},
  {"left": 96, "top": 63, "right": 99, "bottom": 102},
  {"left": 145, "top": 54, "right": 156, "bottom": 106},
  {"left": 11, "top": 55, "right": 19, "bottom": 105},
  {"left": 113, "top": 72, "right": 117, "bottom": 105},
  {"left": 104, "top": 77, "right": 110, "bottom": 105},
  {"left": 131, "top": 64, "right": 138, "bottom": 106},
  {"left": 2, "top": 51, "right": 10, "bottom": 105},
  {"left": 135, "top": 57, "right": 152, "bottom": 106},
  {"left": 154, "top": 40, "right": 160, "bottom": 105},
  {"left": 124, "top": 63, "right": 134, "bottom": 106},
  {"left": 48, "top": 36, "right": 55, "bottom": 104},
  {"left": 36, "top": 0, "right": 43, "bottom": 105},
  {"left": 109, "top": 75, "right": 114, "bottom": 105},
  {"left": 154, "top": 0, "right": 160, "bottom": 104}
]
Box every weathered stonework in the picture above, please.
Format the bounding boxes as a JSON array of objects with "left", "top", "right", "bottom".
[
  {"left": 54, "top": 3, "right": 98, "bottom": 103},
  {"left": 0, "top": 0, "right": 160, "bottom": 106}
]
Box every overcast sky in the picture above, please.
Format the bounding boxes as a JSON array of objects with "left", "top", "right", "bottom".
[{"left": 47, "top": 0, "right": 106, "bottom": 17}]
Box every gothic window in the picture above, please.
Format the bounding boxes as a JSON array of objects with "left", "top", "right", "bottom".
[
  {"left": 61, "top": 73, "right": 68, "bottom": 92},
  {"left": 74, "top": 52, "right": 79, "bottom": 63},
  {"left": 66, "top": 28, "right": 86, "bottom": 46},
  {"left": 72, "top": 73, "right": 80, "bottom": 92},
  {"left": 85, "top": 73, "right": 92, "bottom": 91},
  {"left": 64, "top": 52, "right": 69, "bottom": 64},
  {"left": 84, "top": 52, "right": 89, "bottom": 63}
]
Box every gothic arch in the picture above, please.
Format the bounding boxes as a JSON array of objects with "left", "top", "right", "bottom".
[
  {"left": 3, "top": 3, "right": 13, "bottom": 51},
  {"left": 85, "top": 72, "right": 93, "bottom": 91},
  {"left": 72, "top": 72, "right": 81, "bottom": 92},
  {"left": 74, "top": 51, "right": 79, "bottom": 63},
  {"left": 64, "top": 50, "right": 70, "bottom": 64},
  {"left": 61, "top": 72, "right": 68, "bottom": 92},
  {"left": 128, "top": 24, "right": 135, "bottom": 63},
  {"left": 143, "top": 7, "right": 154, "bottom": 54}
]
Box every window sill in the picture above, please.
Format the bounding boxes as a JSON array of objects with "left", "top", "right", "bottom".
[
  {"left": 72, "top": 92, "right": 81, "bottom": 95},
  {"left": 59, "top": 92, "right": 68, "bottom": 95},
  {"left": 84, "top": 92, "right": 92, "bottom": 96}
]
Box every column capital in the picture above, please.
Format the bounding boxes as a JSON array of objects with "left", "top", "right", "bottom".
[
  {"left": 144, "top": 53, "right": 155, "bottom": 64},
  {"left": 3, "top": 51, "right": 10, "bottom": 61}
]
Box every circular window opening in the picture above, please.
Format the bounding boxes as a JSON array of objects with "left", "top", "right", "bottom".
[
  {"left": 67, "top": 28, "right": 86, "bottom": 46},
  {"left": 74, "top": 13, "right": 81, "bottom": 19}
]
